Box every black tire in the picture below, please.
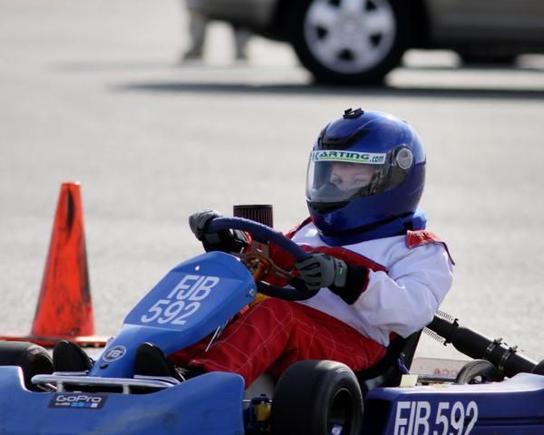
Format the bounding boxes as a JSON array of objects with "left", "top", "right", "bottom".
[
  {"left": 271, "top": 360, "right": 363, "bottom": 435},
  {"left": 0, "top": 341, "right": 53, "bottom": 391},
  {"left": 455, "top": 359, "right": 503, "bottom": 385},
  {"left": 288, "top": 0, "right": 409, "bottom": 85},
  {"left": 531, "top": 359, "right": 544, "bottom": 375}
]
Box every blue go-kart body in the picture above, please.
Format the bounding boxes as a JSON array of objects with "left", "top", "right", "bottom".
[
  {"left": 0, "top": 251, "right": 253, "bottom": 434},
  {"left": 1, "top": 217, "right": 544, "bottom": 434}
]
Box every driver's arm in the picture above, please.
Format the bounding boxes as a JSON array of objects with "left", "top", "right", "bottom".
[{"left": 352, "top": 242, "right": 453, "bottom": 337}]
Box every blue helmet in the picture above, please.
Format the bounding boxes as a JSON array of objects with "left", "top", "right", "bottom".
[{"left": 306, "top": 109, "right": 426, "bottom": 244}]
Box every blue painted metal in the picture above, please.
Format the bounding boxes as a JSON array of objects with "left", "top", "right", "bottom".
[
  {"left": 364, "top": 373, "right": 544, "bottom": 434},
  {"left": 92, "top": 251, "right": 255, "bottom": 378},
  {"left": 0, "top": 366, "right": 245, "bottom": 435}
]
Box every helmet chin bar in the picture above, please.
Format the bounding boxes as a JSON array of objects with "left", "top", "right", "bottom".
[
  {"left": 312, "top": 210, "right": 427, "bottom": 247},
  {"left": 318, "top": 213, "right": 413, "bottom": 237}
]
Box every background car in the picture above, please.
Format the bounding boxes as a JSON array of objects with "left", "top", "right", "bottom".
[{"left": 192, "top": 0, "right": 544, "bottom": 84}]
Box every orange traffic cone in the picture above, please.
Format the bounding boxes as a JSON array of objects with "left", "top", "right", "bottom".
[
  {"left": 1, "top": 182, "right": 106, "bottom": 347},
  {"left": 32, "top": 182, "right": 94, "bottom": 338}
]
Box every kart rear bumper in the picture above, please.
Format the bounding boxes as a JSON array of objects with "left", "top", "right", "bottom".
[
  {"left": 364, "top": 373, "right": 544, "bottom": 434},
  {"left": 0, "top": 367, "right": 245, "bottom": 435}
]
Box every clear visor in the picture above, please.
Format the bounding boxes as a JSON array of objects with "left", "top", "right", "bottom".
[{"left": 306, "top": 148, "right": 413, "bottom": 204}]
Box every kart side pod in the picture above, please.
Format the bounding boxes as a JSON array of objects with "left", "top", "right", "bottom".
[{"left": 364, "top": 373, "right": 544, "bottom": 434}]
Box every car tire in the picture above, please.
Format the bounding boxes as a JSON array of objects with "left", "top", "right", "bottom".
[
  {"left": 288, "top": 0, "right": 409, "bottom": 85},
  {"left": 271, "top": 360, "right": 363, "bottom": 435},
  {"left": 455, "top": 359, "right": 503, "bottom": 385},
  {"left": 0, "top": 341, "right": 53, "bottom": 391}
]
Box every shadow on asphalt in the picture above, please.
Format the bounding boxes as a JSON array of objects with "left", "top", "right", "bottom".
[
  {"left": 114, "top": 81, "right": 544, "bottom": 100},
  {"left": 55, "top": 62, "right": 544, "bottom": 74},
  {"left": 52, "top": 58, "right": 544, "bottom": 100}
]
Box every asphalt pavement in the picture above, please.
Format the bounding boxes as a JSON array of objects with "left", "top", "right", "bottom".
[{"left": 2, "top": 0, "right": 544, "bottom": 361}]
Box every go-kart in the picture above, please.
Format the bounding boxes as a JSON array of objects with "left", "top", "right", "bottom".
[{"left": 1, "top": 216, "right": 544, "bottom": 435}]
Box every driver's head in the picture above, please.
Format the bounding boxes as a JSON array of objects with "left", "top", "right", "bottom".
[{"left": 306, "top": 108, "right": 426, "bottom": 240}]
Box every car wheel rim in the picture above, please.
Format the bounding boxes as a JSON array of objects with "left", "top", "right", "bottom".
[{"left": 303, "top": 0, "right": 396, "bottom": 74}]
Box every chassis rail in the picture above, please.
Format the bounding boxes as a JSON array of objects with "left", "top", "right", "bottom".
[{"left": 32, "top": 373, "right": 180, "bottom": 393}]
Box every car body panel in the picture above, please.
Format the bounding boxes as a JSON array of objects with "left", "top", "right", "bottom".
[
  {"left": 364, "top": 373, "right": 544, "bottom": 434},
  {"left": 89, "top": 251, "right": 255, "bottom": 379},
  {"left": 427, "top": 0, "right": 544, "bottom": 47},
  {"left": 0, "top": 366, "right": 245, "bottom": 435},
  {"left": 191, "top": 0, "right": 277, "bottom": 29},
  {"left": 192, "top": 0, "right": 544, "bottom": 52}
]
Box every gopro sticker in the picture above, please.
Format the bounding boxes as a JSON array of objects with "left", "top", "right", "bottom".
[{"left": 49, "top": 393, "right": 107, "bottom": 410}]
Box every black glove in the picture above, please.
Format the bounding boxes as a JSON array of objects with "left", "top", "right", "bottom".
[
  {"left": 189, "top": 209, "right": 221, "bottom": 241},
  {"left": 295, "top": 253, "right": 369, "bottom": 304},
  {"left": 189, "top": 209, "right": 249, "bottom": 253},
  {"left": 295, "top": 253, "right": 348, "bottom": 291}
]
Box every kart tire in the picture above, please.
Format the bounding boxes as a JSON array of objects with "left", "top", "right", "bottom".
[
  {"left": 271, "top": 360, "right": 363, "bottom": 435},
  {"left": 0, "top": 341, "right": 53, "bottom": 391},
  {"left": 531, "top": 359, "right": 544, "bottom": 375},
  {"left": 455, "top": 359, "right": 503, "bottom": 384},
  {"left": 288, "top": 0, "right": 409, "bottom": 85}
]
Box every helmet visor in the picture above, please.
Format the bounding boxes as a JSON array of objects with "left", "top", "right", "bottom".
[{"left": 306, "top": 148, "right": 413, "bottom": 204}]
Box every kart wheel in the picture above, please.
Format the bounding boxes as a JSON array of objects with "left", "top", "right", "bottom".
[
  {"left": 0, "top": 341, "right": 53, "bottom": 391},
  {"left": 455, "top": 359, "right": 503, "bottom": 384},
  {"left": 288, "top": 0, "right": 409, "bottom": 85},
  {"left": 271, "top": 360, "right": 363, "bottom": 435},
  {"left": 531, "top": 359, "right": 544, "bottom": 375}
]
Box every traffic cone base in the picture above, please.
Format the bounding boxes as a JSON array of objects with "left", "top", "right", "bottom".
[{"left": 0, "top": 334, "right": 108, "bottom": 348}]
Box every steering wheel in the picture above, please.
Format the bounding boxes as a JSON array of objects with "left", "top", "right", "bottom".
[{"left": 207, "top": 217, "right": 319, "bottom": 301}]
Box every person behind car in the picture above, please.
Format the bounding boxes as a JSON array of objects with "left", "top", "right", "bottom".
[{"left": 182, "top": 0, "right": 251, "bottom": 61}]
